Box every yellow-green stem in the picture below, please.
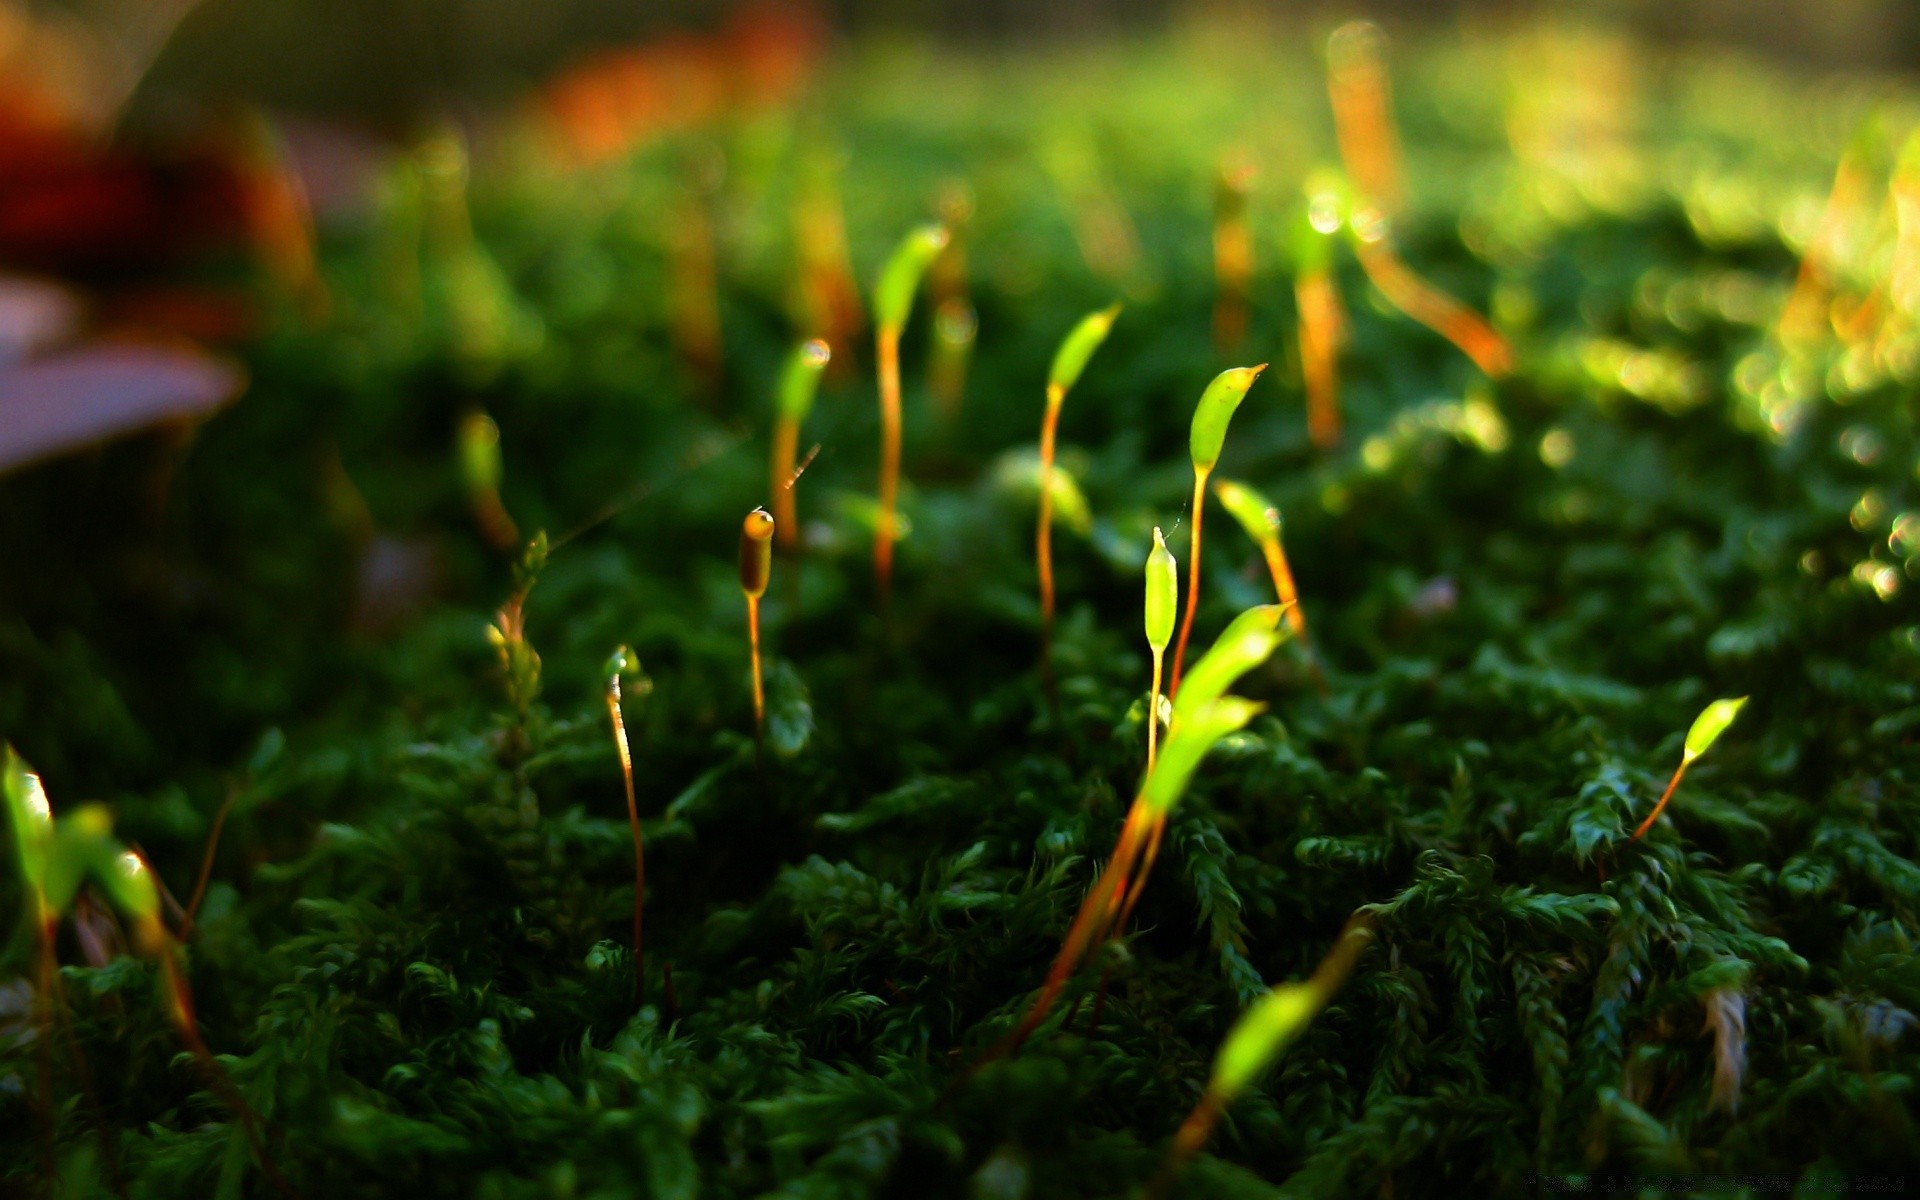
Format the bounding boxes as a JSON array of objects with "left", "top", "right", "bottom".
[
  {"left": 875, "top": 324, "right": 903, "bottom": 602},
  {"left": 607, "top": 682, "right": 645, "bottom": 1001},
  {"left": 1167, "top": 468, "right": 1211, "bottom": 698}
]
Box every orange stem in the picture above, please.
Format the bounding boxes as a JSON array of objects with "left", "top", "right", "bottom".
[
  {"left": 1168, "top": 470, "right": 1210, "bottom": 699},
  {"left": 182, "top": 786, "right": 239, "bottom": 938},
  {"left": 1037, "top": 385, "right": 1064, "bottom": 719},
  {"left": 1298, "top": 269, "right": 1345, "bottom": 449},
  {"left": 1112, "top": 814, "right": 1167, "bottom": 936},
  {"left": 771, "top": 418, "right": 799, "bottom": 550},
  {"left": 1354, "top": 241, "right": 1511, "bottom": 378},
  {"left": 875, "top": 324, "right": 903, "bottom": 603},
  {"left": 607, "top": 686, "right": 645, "bottom": 1001},
  {"left": 1631, "top": 759, "right": 1690, "bottom": 842},
  {"left": 749, "top": 596, "right": 766, "bottom": 743}
]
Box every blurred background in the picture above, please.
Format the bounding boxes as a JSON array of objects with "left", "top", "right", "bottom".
[{"left": 10, "top": 0, "right": 1920, "bottom": 141}]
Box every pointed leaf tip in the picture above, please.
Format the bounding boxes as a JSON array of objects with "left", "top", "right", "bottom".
[{"left": 1683, "top": 696, "right": 1749, "bottom": 762}]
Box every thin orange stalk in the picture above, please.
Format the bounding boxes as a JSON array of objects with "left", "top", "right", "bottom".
[
  {"left": 1255, "top": 539, "right": 1325, "bottom": 693},
  {"left": 1630, "top": 761, "right": 1689, "bottom": 842},
  {"left": 1037, "top": 381, "right": 1066, "bottom": 713},
  {"left": 1111, "top": 813, "right": 1167, "bottom": 937},
  {"left": 1353, "top": 237, "right": 1512, "bottom": 377},
  {"left": 770, "top": 418, "right": 800, "bottom": 550},
  {"left": 181, "top": 785, "right": 239, "bottom": 938},
  {"left": 606, "top": 676, "right": 645, "bottom": 1001},
  {"left": 1327, "top": 22, "right": 1406, "bottom": 218},
  {"left": 875, "top": 325, "right": 903, "bottom": 601},
  {"left": 748, "top": 596, "right": 766, "bottom": 739},
  {"left": 1297, "top": 268, "right": 1346, "bottom": 448},
  {"left": 1167, "top": 469, "right": 1211, "bottom": 698},
  {"left": 977, "top": 802, "right": 1157, "bottom": 1065}
]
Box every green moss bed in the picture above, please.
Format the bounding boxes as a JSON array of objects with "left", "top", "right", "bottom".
[{"left": 5, "top": 22, "right": 1920, "bottom": 1199}]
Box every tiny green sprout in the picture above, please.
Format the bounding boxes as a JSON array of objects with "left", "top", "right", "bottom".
[
  {"left": 1161, "top": 916, "right": 1375, "bottom": 1183},
  {"left": 1632, "top": 695, "right": 1750, "bottom": 842},
  {"left": 1038, "top": 304, "right": 1122, "bottom": 715},
  {"left": 458, "top": 410, "right": 519, "bottom": 550},
  {"left": 872, "top": 223, "right": 950, "bottom": 601},
  {"left": 1212, "top": 478, "right": 1318, "bottom": 673},
  {"left": 741, "top": 508, "right": 776, "bottom": 746},
  {"left": 1169, "top": 366, "right": 1267, "bottom": 698},
  {"left": 772, "top": 339, "right": 832, "bottom": 549},
  {"left": 605, "top": 645, "right": 646, "bottom": 1002},
  {"left": 1144, "top": 527, "right": 1178, "bottom": 770}
]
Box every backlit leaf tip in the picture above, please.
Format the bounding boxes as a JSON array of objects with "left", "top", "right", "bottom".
[
  {"left": 1047, "top": 302, "right": 1122, "bottom": 397},
  {"left": 778, "top": 339, "right": 833, "bottom": 421},
  {"left": 1683, "top": 696, "right": 1749, "bottom": 762},
  {"left": 1172, "top": 604, "right": 1286, "bottom": 722},
  {"left": 1210, "top": 919, "right": 1374, "bottom": 1100},
  {"left": 1213, "top": 478, "right": 1282, "bottom": 543},
  {"left": 873, "top": 223, "right": 950, "bottom": 331},
  {"left": 3, "top": 744, "right": 53, "bottom": 892},
  {"left": 1145, "top": 527, "right": 1177, "bottom": 652},
  {"left": 1189, "top": 364, "right": 1267, "bottom": 472}
]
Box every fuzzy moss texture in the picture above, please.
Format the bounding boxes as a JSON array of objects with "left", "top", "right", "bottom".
[{"left": 5, "top": 22, "right": 1920, "bottom": 1200}]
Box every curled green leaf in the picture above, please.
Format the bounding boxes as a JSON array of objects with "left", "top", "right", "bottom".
[
  {"left": 777, "top": 338, "right": 833, "bottom": 422},
  {"left": 873, "top": 223, "right": 950, "bottom": 332},
  {"left": 1142, "top": 696, "right": 1263, "bottom": 815},
  {"left": 1683, "top": 696, "right": 1749, "bottom": 763},
  {"left": 1047, "top": 303, "right": 1121, "bottom": 397},
  {"left": 1145, "top": 527, "right": 1177, "bottom": 653},
  {"left": 1172, "top": 604, "right": 1286, "bottom": 723},
  {"left": 1189, "top": 365, "right": 1267, "bottom": 472}
]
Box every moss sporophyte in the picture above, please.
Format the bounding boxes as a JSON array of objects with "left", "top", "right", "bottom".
[
  {"left": 1212, "top": 477, "right": 1322, "bottom": 687},
  {"left": 4, "top": 747, "right": 294, "bottom": 1198},
  {"left": 1631, "top": 696, "right": 1749, "bottom": 842},
  {"left": 1144, "top": 527, "right": 1178, "bottom": 771},
  {"left": 1323, "top": 24, "right": 1512, "bottom": 378},
  {"left": 1168, "top": 365, "right": 1267, "bottom": 699},
  {"left": 968, "top": 606, "right": 1289, "bottom": 1073},
  {"left": 871, "top": 223, "right": 949, "bottom": 603},
  {"left": 604, "top": 647, "right": 647, "bottom": 1002},
  {"left": 1037, "top": 303, "right": 1120, "bottom": 713},
  {"left": 770, "top": 339, "right": 832, "bottom": 551}
]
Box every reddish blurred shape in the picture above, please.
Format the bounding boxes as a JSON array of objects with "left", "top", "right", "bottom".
[
  {"left": 542, "top": 4, "right": 827, "bottom": 166},
  {"left": 0, "top": 339, "right": 244, "bottom": 473}
]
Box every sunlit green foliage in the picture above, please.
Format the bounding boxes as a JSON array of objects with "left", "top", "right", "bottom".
[{"left": 2, "top": 21, "right": 1918, "bottom": 1200}]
